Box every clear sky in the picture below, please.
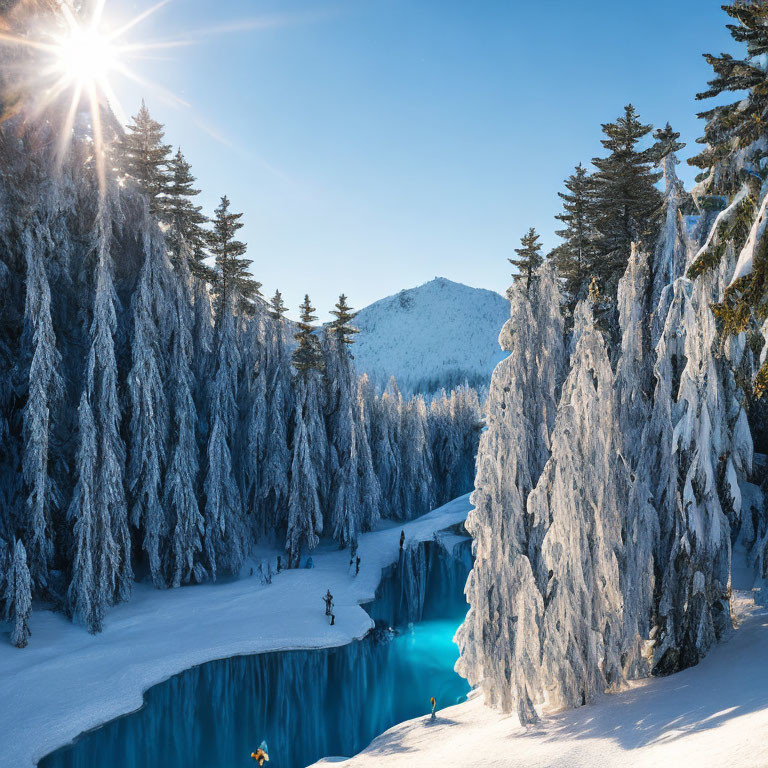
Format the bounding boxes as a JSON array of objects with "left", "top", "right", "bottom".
[{"left": 106, "top": 0, "right": 737, "bottom": 319}]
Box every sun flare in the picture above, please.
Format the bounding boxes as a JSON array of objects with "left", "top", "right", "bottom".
[
  {"left": 0, "top": 0, "right": 182, "bottom": 192},
  {"left": 53, "top": 22, "right": 117, "bottom": 89}
]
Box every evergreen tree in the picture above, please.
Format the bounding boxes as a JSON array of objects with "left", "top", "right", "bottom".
[
  {"left": 329, "top": 294, "right": 359, "bottom": 348},
  {"left": 690, "top": 1, "right": 768, "bottom": 189},
  {"left": 261, "top": 294, "right": 293, "bottom": 533},
  {"left": 21, "top": 224, "right": 63, "bottom": 590},
  {"left": 68, "top": 209, "right": 132, "bottom": 631},
  {"left": 165, "top": 250, "right": 205, "bottom": 587},
  {"left": 127, "top": 228, "right": 169, "bottom": 588},
  {"left": 509, "top": 228, "right": 543, "bottom": 294},
  {"left": 116, "top": 101, "right": 171, "bottom": 216},
  {"left": 4, "top": 539, "right": 31, "bottom": 648},
  {"left": 590, "top": 105, "right": 663, "bottom": 296},
  {"left": 203, "top": 301, "right": 244, "bottom": 580},
  {"left": 686, "top": 3, "right": 768, "bottom": 395},
  {"left": 287, "top": 294, "right": 327, "bottom": 563},
  {"left": 292, "top": 295, "right": 325, "bottom": 373},
  {"left": 268, "top": 289, "right": 288, "bottom": 321},
  {"left": 165, "top": 148, "right": 213, "bottom": 282},
  {"left": 552, "top": 164, "right": 595, "bottom": 307},
  {"left": 208, "top": 196, "right": 261, "bottom": 316}
]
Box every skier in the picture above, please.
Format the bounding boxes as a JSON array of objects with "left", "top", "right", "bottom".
[
  {"left": 400, "top": 530, "right": 405, "bottom": 552},
  {"left": 430, "top": 696, "right": 436, "bottom": 721},
  {"left": 323, "top": 589, "right": 334, "bottom": 616}
]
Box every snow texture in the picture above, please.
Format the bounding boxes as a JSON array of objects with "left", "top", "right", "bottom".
[{"left": 352, "top": 277, "right": 509, "bottom": 397}]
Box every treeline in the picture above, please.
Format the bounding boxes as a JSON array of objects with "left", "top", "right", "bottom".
[
  {"left": 509, "top": 106, "right": 693, "bottom": 332},
  {"left": 0, "top": 100, "right": 481, "bottom": 643},
  {"left": 459, "top": 1, "right": 768, "bottom": 725}
]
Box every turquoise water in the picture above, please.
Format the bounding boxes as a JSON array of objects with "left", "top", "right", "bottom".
[{"left": 40, "top": 541, "right": 471, "bottom": 768}]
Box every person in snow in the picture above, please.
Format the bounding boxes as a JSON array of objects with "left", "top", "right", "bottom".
[
  {"left": 355, "top": 556, "right": 361, "bottom": 576},
  {"left": 323, "top": 589, "right": 334, "bottom": 616},
  {"left": 430, "top": 696, "right": 436, "bottom": 721},
  {"left": 400, "top": 530, "right": 405, "bottom": 552}
]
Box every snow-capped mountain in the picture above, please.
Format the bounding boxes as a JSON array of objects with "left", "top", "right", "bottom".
[{"left": 352, "top": 277, "right": 509, "bottom": 396}]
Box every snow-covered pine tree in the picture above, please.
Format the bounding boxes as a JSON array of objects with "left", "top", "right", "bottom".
[
  {"left": 364, "top": 376, "right": 400, "bottom": 519},
  {"left": 203, "top": 296, "right": 245, "bottom": 580},
  {"left": 20, "top": 223, "right": 63, "bottom": 590},
  {"left": 591, "top": 105, "right": 663, "bottom": 297},
  {"left": 456, "top": 261, "right": 564, "bottom": 723},
  {"left": 325, "top": 294, "right": 372, "bottom": 546},
  {"left": 450, "top": 386, "right": 482, "bottom": 500},
  {"left": 239, "top": 311, "right": 268, "bottom": 535},
  {"left": 4, "top": 539, "right": 31, "bottom": 648},
  {"left": 355, "top": 375, "right": 382, "bottom": 533},
  {"left": 648, "top": 270, "right": 752, "bottom": 674},
  {"left": 208, "top": 195, "right": 261, "bottom": 316},
  {"left": 552, "top": 163, "right": 595, "bottom": 309},
  {"left": 67, "top": 203, "right": 133, "bottom": 630},
  {"left": 164, "top": 240, "right": 205, "bottom": 587},
  {"left": 529, "top": 297, "right": 627, "bottom": 712},
  {"left": 509, "top": 227, "right": 543, "bottom": 294},
  {"left": 649, "top": 124, "right": 690, "bottom": 326},
  {"left": 127, "top": 225, "right": 170, "bottom": 588},
  {"left": 166, "top": 148, "right": 213, "bottom": 282},
  {"left": 260, "top": 291, "right": 292, "bottom": 534},
  {"left": 115, "top": 101, "right": 171, "bottom": 216},
  {"left": 428, "top": 390, "right": 460, "bottom": 506},
  {"left": 286, "top": 295, "right": 326, "bottom": 565},
  {"left": 399, "top": 396, "right": 433, "bottom": 519},
  {"left": 614, "top": 246, "right": 658, "bottom": 677}
]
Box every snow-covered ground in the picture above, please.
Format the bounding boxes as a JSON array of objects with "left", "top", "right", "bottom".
[
  {"left": 353, "top": 277, "right": 508, "bottom": 396},
  {"left": 314, "top": 551, "right": 768, "bottom": 768},
  {"left": 0, "top": 495, "right": 471, "bottom": 768}
]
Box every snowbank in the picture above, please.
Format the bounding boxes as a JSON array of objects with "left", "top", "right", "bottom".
[
  {"left": 0, "top": 495, "right": 471, "bottom": 768},
  {"left": 313, "top": 578, "right": 768, "bottom": 767}
]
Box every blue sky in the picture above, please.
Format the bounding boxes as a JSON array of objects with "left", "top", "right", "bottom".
[{"left": 107, "top": 0, "right": 737, "bottom": 319}]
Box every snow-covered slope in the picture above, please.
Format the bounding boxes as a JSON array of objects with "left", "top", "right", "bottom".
[
  {"left": 352, "top": 278, "right": 509, "bottom": 396},
  {"left": 314, "top": 554, "right": 768, "bottom": 768}
]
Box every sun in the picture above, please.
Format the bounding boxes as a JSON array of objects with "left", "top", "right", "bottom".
[
  {"left": 53, "top": 22, "right": 117, "bottom": 90},
  {"left": 0, "top": 0, "right": 179, "bottom": 192}
]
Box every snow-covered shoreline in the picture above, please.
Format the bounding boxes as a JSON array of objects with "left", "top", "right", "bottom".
[
  {"left": 313, "top": 590, "right": 768, "bottom": 768},
  {"left": 0, "top": 495, "right": 471, "bottom": 768}
]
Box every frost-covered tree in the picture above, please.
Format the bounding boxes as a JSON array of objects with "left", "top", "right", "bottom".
[
  {"left": 67, "top": 207, "right": 132, "bottom": 631},
  {"left": 239, "top": 314, "right": 268, "bottom": 533},
  {"left": 509, "top": 227, "right": 543, "bottom": 294},
  {"left": 457, "top": 262, "right": 564, "bottom": 723},
  {"left": 4, "top": 539, "right": 31, "bottom": 648},
  {"left": 116, "top": 101, "right": 171, "bottom": 216},
  {"left": 260, "top": 292, "right": 292, "bottom": 534},
  {"left": 20, "top": 223, "right": 63, "bottom": 589},
  {"left": 529, "top": 298, "right": 627, "bottom": 712},
  {"left": 164, "top": 246, "right": 205, "bottom": 587},
  {"left": 649, "top": 125, "right": 690, "bottom": 325},
  {"left": 127, "top": 227, "right": 169, "bottom": 588},
  {"left": 325, "top": 294, "right": 374, "bottom": 546},
  {"left": 614, "top": 247, "right": 658, "bottom": 676},
  {"left": 203, "top": 298, "right": 244, "bottom": 580},
  {"left": 286, "top": 295, "right": 327, "bottom": 564},
  {"left": 647, "top": 274, "right": 751, "bottom": 673}
]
